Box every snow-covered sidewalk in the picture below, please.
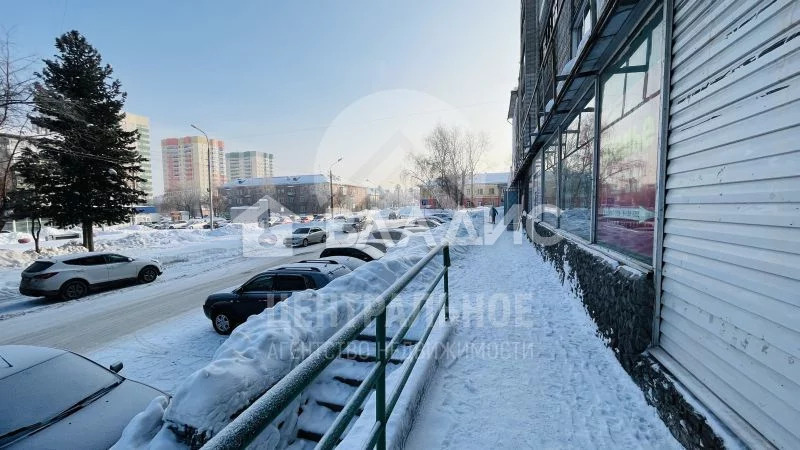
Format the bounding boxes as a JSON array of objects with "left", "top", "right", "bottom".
[{"left": 404, "top": 229, "right": 680, "bottom": 449}]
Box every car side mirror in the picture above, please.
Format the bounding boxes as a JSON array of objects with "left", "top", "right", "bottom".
[
  {"left": 127, "top": 257, "right": 135, "bottom": 262},
  {"left": 109, "top": 361, "right": 123, "bottom": 373}
]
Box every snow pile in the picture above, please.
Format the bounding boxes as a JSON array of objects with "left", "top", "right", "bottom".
[{"left": 114, "top": 212, "right": 481, "bottom": 449}]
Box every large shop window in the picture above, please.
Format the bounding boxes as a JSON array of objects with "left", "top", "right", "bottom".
[
  {"left": 560, "top": 90, "right": 595, "bottom": 240},
  {"left": 530, "top": 156, "right": 543, "bottom": 220},
  {"left": 597, "top": 11, "right": 664, "bottom": 262},
  {"left": 542, "top": 140, "right": 559, "bottom": 226}
]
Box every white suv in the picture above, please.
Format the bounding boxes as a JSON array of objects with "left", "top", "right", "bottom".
[{"left": 19, "top": 252, "right": 164, "bottom": 300}]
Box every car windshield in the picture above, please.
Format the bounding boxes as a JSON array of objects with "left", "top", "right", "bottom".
[
  {"left": 293, "top": 228, "right": 310, "bottom": 234},
  {"left": 0, "top": 352, "right": 121, "bottom": 441}
]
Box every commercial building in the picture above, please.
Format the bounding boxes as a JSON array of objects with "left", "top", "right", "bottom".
[
  {"left": 225, "top": 151, "right": 274, "bottom": 180},
  {"left": 161, "top": 136, "right": 226, "bottom": 194},
  {"left": 508, "top": 0, "right": 799, "bottom": 448},
  {"left": 121, "top": 113, "right": 154, "bottom": 198},
  {"left": 221, "top": 174, "right": 367, "bottom": 217}
]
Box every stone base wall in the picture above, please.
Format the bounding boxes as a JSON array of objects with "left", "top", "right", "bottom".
[{"left": 525, "top": 220, "right": 726, "bottom": 449}]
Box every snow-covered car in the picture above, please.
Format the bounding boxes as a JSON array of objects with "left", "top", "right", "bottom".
[
  {"left": 368, "top": 228, "right": 413, "bottom": 243},
  {"left": 19, "top": 252, "right": 164, "bottom": 300},
  {"left": 203, "top": 260, "right": 351, "bottom": 334},
  {"left": 319, "top": 244, "right": 385, "bottom": 262},
  {"left": 0, "top": 345, "right": 166, "bottom": 449},
  {"left": 431, "top": 212, "right": 452, "bottom": 221},
  {"left": 341, "top": 216, "right": 366, "bottom": 233},
  {"left": 283, "top": 226, "right": 327, "bottom": 247},
  {"left": 168, "top": 221, "right": 188, "bottom": 229},
  {"left": 407, "top": 217, "right": 441, "bottom": 228},
  {"left": 44, "top": 229, "right": 81, "bottom": 241}
]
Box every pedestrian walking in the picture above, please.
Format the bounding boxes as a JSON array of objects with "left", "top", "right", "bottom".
[{"left": 490, "top": 205, "right": 498, "bottom": 224}]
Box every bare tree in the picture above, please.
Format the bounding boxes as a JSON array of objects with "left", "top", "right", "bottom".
[
  {"left": 0, "top": 31, "right": 36, "bottom": 229},
  {"left": 404, "top": 124, "right": 487, "bottom": 209}
]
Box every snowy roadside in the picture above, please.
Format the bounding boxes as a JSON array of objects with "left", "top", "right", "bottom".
[
  {"left": 112, "top": 212, "right": 483, "bottom": 449},
  {"left": 89, "top": 309, "right": 226, "bottom": 394}
]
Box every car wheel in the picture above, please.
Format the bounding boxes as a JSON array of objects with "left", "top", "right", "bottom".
[
  {"left": 213, "top": 311, "right": 235, "bottom": 335},
  {"left": 302, "top": 238, "right": 308, "bottom": 247},
  {"left": 60, "top": 280, "right": 89, "bottom": 300},
  {"left": 321, "top": 234, "right": 327, "bottom": 243},
  {"left": 138, "top": 266, "right": 159, "bottom": 283}
]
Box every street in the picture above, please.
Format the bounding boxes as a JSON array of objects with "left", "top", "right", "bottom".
[{"left": 0, "top": 244, "right": 325, "bottom": 353}]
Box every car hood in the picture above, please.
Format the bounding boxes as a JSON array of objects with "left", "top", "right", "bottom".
[{"left": 6, "top": 380, "right": 164, "bottom": 449}]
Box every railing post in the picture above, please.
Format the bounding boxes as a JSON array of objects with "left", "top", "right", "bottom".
[
  {"left": 443, "top": 245, "right": 450, "bottom": 321},
  {"left": 376, "top": 305, "right": 387, "bottom": 450}
]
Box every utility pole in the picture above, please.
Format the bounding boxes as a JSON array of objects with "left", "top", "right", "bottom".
[
  {"left": 191, "top": 124, "right": 214, "bottom": 230},
  {"left": 329, "top": 157, "right": 342, "bottom": 216}
]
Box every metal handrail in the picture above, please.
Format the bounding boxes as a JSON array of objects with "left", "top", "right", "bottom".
[{"left": 203, "top": 242, "right": 452, "bottom": 450}]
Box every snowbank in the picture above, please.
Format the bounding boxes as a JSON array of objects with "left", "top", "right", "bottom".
[{"left": 114, "top": 212, "right": 482, "bottom": 448}]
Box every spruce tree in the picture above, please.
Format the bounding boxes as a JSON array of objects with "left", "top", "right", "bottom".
[{"left": 29, "top": 30, "right": 144, "bottom": 250}]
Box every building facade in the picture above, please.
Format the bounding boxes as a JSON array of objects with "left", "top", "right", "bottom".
[
  {"left": 225, "top": 151, "right": 274, "bottom": 180},
  {"left": 509, "top": 1, "right": 800, "bottom": 448},
  {"left": 464, "top": 172, "right": 509, "bottom": 207},
  {"left": 161, "top": 136, "right": 226, "bottom": 194},
  {"left": 221, "top": 174, "right": 367, "bottom": 216},
  {"left": 121, "top": 113, "right": 154, "bottom": 198}
]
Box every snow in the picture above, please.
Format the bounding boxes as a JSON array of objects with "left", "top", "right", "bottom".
[
  {"left": 545, "top": 98, "right": 554, "bottom": 113},
  {"left": 113, "top": 213, "right": 481, "bottom": 448},
  {"left": 402, "top": 227, "right": 681, "bottom": 449}
]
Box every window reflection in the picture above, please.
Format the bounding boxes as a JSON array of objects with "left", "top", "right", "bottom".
[
  {"left": 543, "top": 140, "right": 558, "bottom": 226},
  {"left": 597, "top": 11, "right": 664, "bottom": 261},
  {"left": 560, "top": 92, "right": 595, "bottom": 239}
]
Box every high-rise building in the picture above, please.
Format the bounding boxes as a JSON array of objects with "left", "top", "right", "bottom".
[
  {"left": 121, "top": 113, "right": 153, "bottom": 198},
  {"left": 161, "top": 136, "right": 226, "bottom": 194},
  {"left": 225, "top": 151, "right": 274, "bottom": 180}
]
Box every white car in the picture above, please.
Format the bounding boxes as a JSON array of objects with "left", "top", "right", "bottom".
[{"left": 19, "top": 252, "right": 164, "bottom": 300}]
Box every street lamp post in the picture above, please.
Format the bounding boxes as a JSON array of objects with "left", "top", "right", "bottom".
[
  {"left": 191, "top": 124, "right": 214, "bottom": 230},
  {"left": 329, "top": 157, "right": 342, "bottom": 216}
]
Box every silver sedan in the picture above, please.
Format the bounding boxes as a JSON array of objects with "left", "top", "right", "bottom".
[{"left": 283, "top": 226, "right": 328, "bottom": 247}]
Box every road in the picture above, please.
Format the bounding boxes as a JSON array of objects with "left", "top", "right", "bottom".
[{"left": 0, "top": 244, "right": 326, "bottom": 353}]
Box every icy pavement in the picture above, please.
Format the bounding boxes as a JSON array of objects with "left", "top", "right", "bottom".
[{"left": 404, "top": 229, "right": 681, "bottom": 449}]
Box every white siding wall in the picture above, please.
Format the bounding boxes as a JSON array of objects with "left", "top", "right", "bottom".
[{"left": 661, "top": 0, "right": 800, "bottom": 448}]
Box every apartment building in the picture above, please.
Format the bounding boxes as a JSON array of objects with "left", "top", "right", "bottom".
[
  {"left": 161, "top": 136, "right": 226, "bottom": 194},
  {"left": 121, "top": 113, "right": 154, "bottom": 198},
  {"left": 225, "top": 151, "right": 274, "bottom": 180}
]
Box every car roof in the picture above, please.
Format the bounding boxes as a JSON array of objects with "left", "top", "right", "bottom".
[
  {"left": 267, "top": 261, "right": 351, "bottom": 276},
  {"left": 322, "top": 244, "right": 385, "bottom": 258},
  {"left": 38, "top": 252, "right": 114, "bottom": 262},
  {"left": 0, "top": 345, "right": 67, "bottom": 380}
]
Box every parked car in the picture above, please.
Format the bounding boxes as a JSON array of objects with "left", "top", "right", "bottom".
[
  {"left": 283, "top": 227, "right": 327, "bottom": 247},
  {"left": 319, "top": 244, "right": 385, "bottom": 262},
  {"left": 342, "top": 216, "right": 366, "bottom": 233},
  {"left": 407, "top": 218, "right": 441, "bottom": 228},
  {"left": 432, "top": 213, "right": 452, "bottom": 221},
  {"left": 44, "top": 229, "right": 81, "bottom": 241},
  {"left": 361, "top": 240, "right": 392, "bottom": 253},
  {"left": 332, "top": 215, "right": 347, "bottom": 221},
  {"left": 203, "top": 260, "right": 351, "bottom": 334},
  {"left": 19, "top": 252, "right": 164, "bottom": 300},
  {"left": 0, "top": 345, "right": 166, "bottom": 449},
  {"left": 168, "top": 221, "right": 188, "bottom": 229},
  {"left": 313, "top": 214, "right": 329, "bottom": 221},
  {"left": 368, "top": 228, "right": 413, "bottom": 243}
]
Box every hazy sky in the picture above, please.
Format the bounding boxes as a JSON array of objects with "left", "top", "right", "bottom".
[{"left": 4, "top": 1, "right": 519, "bottom": 195}]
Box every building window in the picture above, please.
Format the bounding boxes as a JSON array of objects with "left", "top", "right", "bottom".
[
  {"left": 597, "top": 10, "right": 664, "bottom": 261},
  {"left": 560, "top": 90, "right": 595, "bottom": 240},
  {"left": 542, "top": 139, "right": 558, "bottom": 226}
]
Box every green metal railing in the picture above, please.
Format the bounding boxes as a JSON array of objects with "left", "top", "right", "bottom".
[{"left": 203, "top": 242, "right": 451, "bottom": 450}]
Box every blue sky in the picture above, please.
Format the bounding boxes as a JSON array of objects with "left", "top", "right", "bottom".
[{"left": 4, "top": 1, "right": 519, "bottom": 195}]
